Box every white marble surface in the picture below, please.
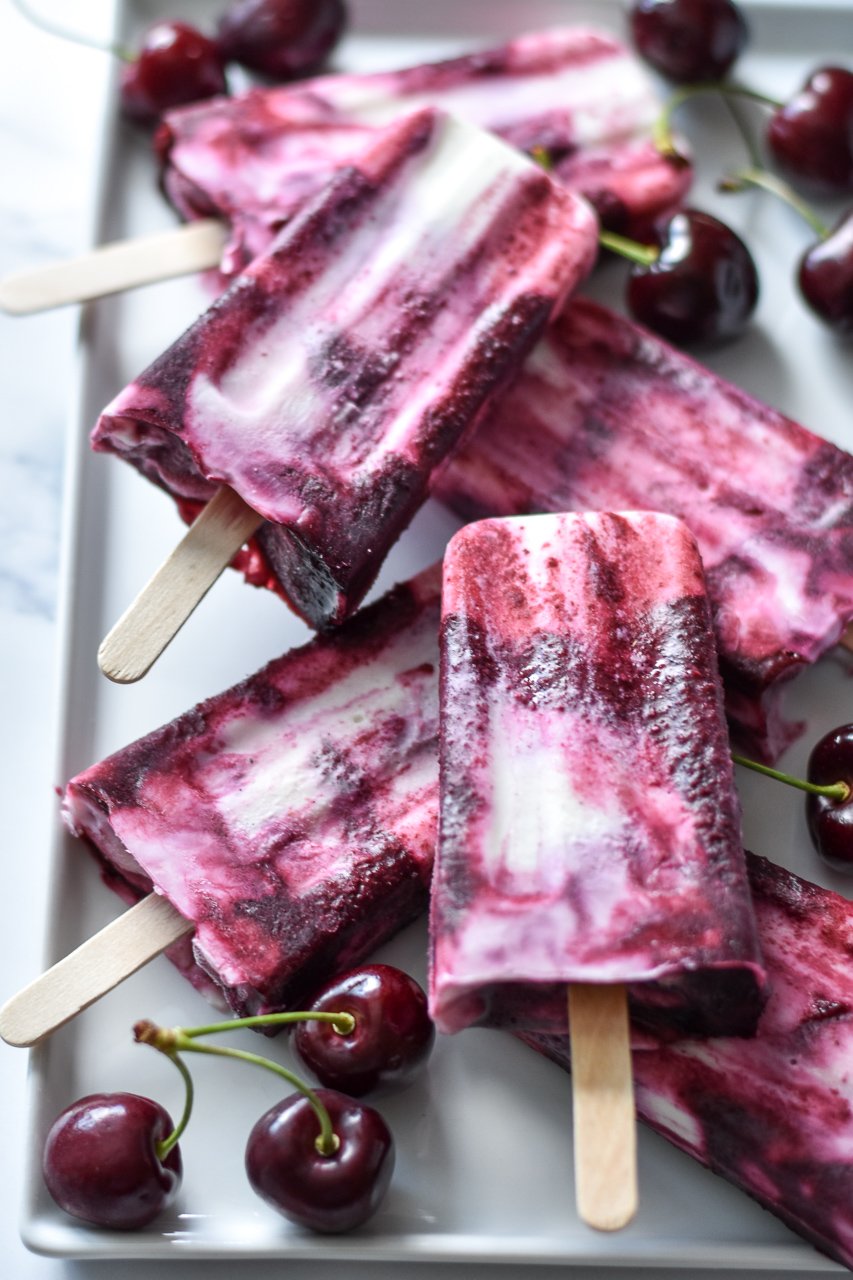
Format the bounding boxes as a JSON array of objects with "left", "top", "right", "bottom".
[{"left": 0, "top": 1, "right": 849, "bottom": 1278}]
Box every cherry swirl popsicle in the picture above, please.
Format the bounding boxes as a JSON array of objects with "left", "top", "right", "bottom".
[
  {"left": 429, "top": 511, "right": 765, "bottom": 1040},
  {"left": 158, "top": 27, "right": 690, "bottom": 276},
  {"left": 93, "top": 107, "right": 598, "bottom": 636},
  {"left": 524, "top": 853, "right": 853, "bottom": 1273},
  {"left": 435, "top": 298, "right": 853, "bottom": 763},
  {"left": 61, "top": 567, "right": 441, "bottom": 1019}
]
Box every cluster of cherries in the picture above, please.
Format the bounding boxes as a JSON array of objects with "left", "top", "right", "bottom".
[
  {"left": 13, "top": 0, "right": 347, "bottom": 124},
  {"left": 619, "top": 0, "right": 853, "bottom": 342},
  {"left": 42, "top": 963, "right": 434, "bottom": 1234}
]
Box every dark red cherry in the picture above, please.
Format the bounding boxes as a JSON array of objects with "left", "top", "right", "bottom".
[
  {"left": 629, "top": 0, "right": 749, "bottom": 83},
  {"left": 293, "top": 964, "right": 435, "bottom": 1097},
  {"left": 627, "top": 208, "right": 759, "bottom": 347},
  {"left": 798, "top": 210, "right": 853, "bottom": 336},
  {"left": 245, "top": 1089, "right": 394, "bottom": 1232},
  {"left": 42, "top": 1093, "right": 182, "bottom": 1229},
  {"left": 806, "top": 724, "right": 853, "bottom": 871},
  {"left": 767, "top": 67, "right": 853, "bottom": 197},
  {"left": 120, "top": 22, "right": 227, "bottom": 126},
  {"left": 217, "top": 0, "right": 347, "bottom": 80}
]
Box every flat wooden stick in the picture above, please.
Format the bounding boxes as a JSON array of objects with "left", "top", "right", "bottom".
[
  {"left": 0, "top": 219, "right": 225, "bottom": 314},
  {"left": 841, "top": 625, "right": 853, "bottom": 653},
  {"left": 0, "top": 896, "right": 192, "bottom": 1048},
  {"left": 98, "top": 487, "right": 263, "bottom": 684},
  {"left": 568, "top": 983, "right": 637, "bottom": 1232}
]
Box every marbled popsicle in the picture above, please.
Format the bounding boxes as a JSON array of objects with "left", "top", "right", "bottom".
[
  {"left": 94, "top": 107, "right": 598, "bottom": 630},
  {"left": 158, "top": 27, "right": 690, "bottom": 275},
  {"left": 429, "top": 512, "right": 765, "bottom": 1037},
  {"left": 525, "top": 852, "right": 853, "bottom": 1272},
  {"left": 62, "top": 566, "right": 441, "bottom": 1018},
  {"left": 435, "top": 298, "right": 853, "bottom": 762}
]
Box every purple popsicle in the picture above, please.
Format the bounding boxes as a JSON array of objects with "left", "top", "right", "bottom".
[
  {"left": 93, "top": 107, "right": 598, "bottom": 631},
  {"left": 157, "top": 26, "right": 691, "bottom": 276},
  {"left": 435, "top": 298, "right": 853, "bottom": 762},
  {"left": 525, "top": 852, "right": 853, "bottom": 1272},
  {"left": 62, "top": 566, "right": 441, "bottom": 1018},
  {"left": 429, "top": 512, "right": 765, "bottom": 1037}
]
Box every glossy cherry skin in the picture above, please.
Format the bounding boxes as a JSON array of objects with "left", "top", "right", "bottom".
[
  {"left": 767, "top": 67, "right": 853, "bottom": 196},
  {"left": 806, "top": 724, "right": 853, "bottom": 871},
  {"left": 629, "top": 0, "right": 749, "bottom": 83},
  {"left": 627, "top": 208, "right": 759, "bottom": 347},
  {"left": 246, "top": 1089, "right": 394, "bottom": 1232},
  {"left": 293, "top": 964, "right": 435, "bottom": 1097},
  {"left": 217, "top": 0, "right": 347, "bottom": 79},
  {"left": 42, "top": 1093, "right": 182, "bottom": 1229},
  {"left": 120, "top": 22, "right": 227, "bottom": 126},
  {"left": 798, "top": 210, "right": 853, "bottom": 336}
]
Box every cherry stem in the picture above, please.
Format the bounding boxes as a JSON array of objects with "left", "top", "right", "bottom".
[
  {"left": 598, "top": 230, "right": 659, "bottom": 266},
  {"left": 179, "top": 1010, "right": 356, "bottom": 1038},
  {"left": 133, "top": 1020, "right": 195, "bottom": 1160},
  {"left": 136, "top": 1020, "right": 340, "bottom": 1156},
  {"left": 10, "top": 0, "right": 134, "bottom": 61},
  {"left": 654, "top": 82, "right": 784, "bottom": 160},
  {"left": 717, "top": 166, "right": 830, "bottom": 239},
  {"left": 732, "top": 753, "right": 851, "bottom": 801}
]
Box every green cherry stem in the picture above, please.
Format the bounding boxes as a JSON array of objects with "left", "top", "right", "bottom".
[
  {"left": 135, "top": 1017, "right": 349, "bottom": 1156},
  {"left": 10, "top": 0, "right": 134, "bottom": 61},
  {"left": 598, "top": 229, "right": 659, "bottom": 266},
  {"left": 732, "top": 753, "right": 851, "bottom": 802},
  {"left": 132, "top": 1021, "right": 195, "bottom": 1160},
  {"left": 178, "top": 1010, "right": 356, "bottom": 1039},
  {"left": 717, "top": 166, "right": 830, "bottom": 239},
  {"left": 654, "top": 82, "right": 783, "bottom": 160}
]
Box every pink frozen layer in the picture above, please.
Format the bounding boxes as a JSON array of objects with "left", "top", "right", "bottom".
[
  {"left": 93, "top": 107, "right": 598, "bottom": 631},
  {"left": 435, "top": 298, "right": 853, "bottom": 762},
  {"left": 157, "top": 26, "right": 691, "bottom": 275},
  {"left": 525, "top": 853, "right": 853, "bottom": 1273},
  {"left": 430, "top": 512, "right": 765, "bottom": 1037},
  {"left": 62, "top": 566, "right": 441, "bottom": 1019}
]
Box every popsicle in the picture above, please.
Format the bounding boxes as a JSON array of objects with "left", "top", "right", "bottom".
[
  {"left": 435, "top": 297, "right": 853, "bottom": 763},
  {"left": 93, "top": 106, "right": 598, "bottom": 674},
  {"left": 59, "top": 566, "right": 442, "bottom": 1025},
  {"left": 158, "top": 26, "right": 691, "bottom": 277},
  {"left": 429, "top": 511, "right": 765, "bottom": 1039},
  {"left": 524, "top": 852, "right": 853, "bottom": 1273}
]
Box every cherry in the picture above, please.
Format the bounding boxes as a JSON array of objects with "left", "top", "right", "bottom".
[
  {"left": 120, "top": 22, "right": 227, "bottom": 126},
  {"left": 629, "top": 0, "right": 749, "bottom": 84},
  {"left": 767, "top": 67, "right": 853, "bottom": 197},
  {"left": 798, "top": 209, "right": 853, "bottom": 336},
  {"left": 217, "top": 0, "right": 347, "bottom": 80},
  {"left": 293, "top": 964, "right": 435, "bottom": 1097},
  {"left": 626, "top": 208, "right": 759, "bottom": 347},
  {"left": 42, "top": 1093, "right": 182, "bottom": 1229},
  {"left": 245, "top": 1088, "right": 394, "bottom": 1232},
  {"left": 806, "top": 725, "right": 853, "bottom": 871}
]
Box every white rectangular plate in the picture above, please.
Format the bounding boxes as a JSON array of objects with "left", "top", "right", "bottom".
[{"left": 20, "top": 0, "right": 853, "bottom": 1266}]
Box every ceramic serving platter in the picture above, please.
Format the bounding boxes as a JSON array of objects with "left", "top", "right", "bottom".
[{"left": 19, "top": 0, "right": 853, "bottom": 1265}]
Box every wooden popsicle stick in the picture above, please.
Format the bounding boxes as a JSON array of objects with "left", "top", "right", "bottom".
[
  {"left": 568, "top": 983, "right": 637, "bottom": 1232},
  {"left": 841, "top": 624, "right": 853, "bottom": 653},
  {"left": 0, "top": 896, "right": 192, "bottom": 1048},
  {"left": 98, "top": 487, "right": 263, "bottom": 684},
  {"left": 0, "top": 219, "right": 225, "bottom": 314}
]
